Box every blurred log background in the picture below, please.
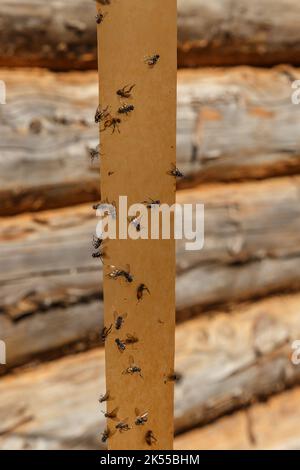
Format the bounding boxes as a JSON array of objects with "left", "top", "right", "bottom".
[{"left": 0, "top": 0, "right": 300, "bottom": 450}]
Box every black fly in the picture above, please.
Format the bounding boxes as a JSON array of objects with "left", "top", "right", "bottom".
[
  {"left": 92, "top": 249, "right": 106, "bottom": 263},
  {"left": 102, "top": 407, "right": 119, "bottom": 421},
  {"left": 115, "top": 338, "right": 126, "bottom": 353},
  {"left": 164, "top": 369, "right": 183, "bottom": 384},
  {"left": 125, "top": 333, "right": 139, "bottom": 345},
  {"left": 123, "top": 356, "right": 143, "bottom": 378},
  {"left": 145, "top": 430, "right": 157, "bottom": 446},
  {"left": 142, "top": 198, "right": 161, "bottom": 209},
  {"left": 114, "top": 311, "right": 127, "bottom": 330},
  {"left": 87, "top": 144, "right": 101, "bottom": 163},
  {"left": 144, "top": 54, "right": 160, "bottom": 67},
  {"left": 101, "top": 428, "right": 109, "bottom": 443},
  {"left": 116, "top": 419, "right": 131, "bottom": 433},
  {"left": 137, "top": 283, "right": 150, "bottom": 302},
  {"left": 101, "top": 427, "right": 115, "bottom": 443},
  {"left": 118, "top": 104, "right": 134, "bottom": 116},
  {"left": 99, "top": 391, "right": 111, "bottom": 404},
  {"left": 95, "top": 105, "right": 109, "bottom": 123},
  {"left": 96, "top": 12, "right": 107, "bottom": 24},
  {"left": 108, "top": 265, "right": 133, "bottom": 283},
  {"left": 167, "top": 164, "right": 184, "bottom": 178},
  {"left": 92, "top": 236, "right": 105, "bottom": 262},
  {"left": 92, "top": 235, "right": 103, "bottom": 250},
  {"left": 128, "top": 216, "right": 142, "bottom": 232},
  {"left": 135, "top": 409, "right": 148, "bottom": 426}
]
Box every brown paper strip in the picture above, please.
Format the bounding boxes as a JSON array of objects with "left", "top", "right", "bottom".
[{"left": 97, "top": 0, "right": 177, "bottom": 450}]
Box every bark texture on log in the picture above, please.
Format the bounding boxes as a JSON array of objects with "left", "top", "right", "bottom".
[
  {"left": 1, "top": 67, "right": 300, "bottom": 215},
  {"left": 178, "top": 66, "right": 300, "bottom": 187},
  {"left": 0, "top": 69, "right": 100, "bottom": 216},
  {"left": 178, "top": 0, "right": 300, "bottom": 67},
  {"left": 175, "top": 386, "right": 300, "bottom": 450},
  {"left": 1, "top": 293, "right": 300, "bottom": 449},
  {"left": 0, "top": 1, "right": 98, "bottom": 70},
  {"left": 1, "top": 176, "right": 300, "bottom": 369},
  {"left": 0, "top": 301, "right": 104, "bottom": 373},
  {"left": 2, "top": 1, "right": 300, "bottom": 68}
]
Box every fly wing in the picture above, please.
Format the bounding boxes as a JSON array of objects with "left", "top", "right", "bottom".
[
  {"left": 108, "top": 265, "right": 117, "bottom": 277},
  {"left": 99, "top": 390, "right": 110, "bottom": 403},
  {"left": 126, "top": 333, "right": 138, "bottom": 343},
  {"left": 128, "top": 84, "right": 136, "bottom": 93},
  {"left": 110, "top": 407, "right": 119, "bottom": 418}
]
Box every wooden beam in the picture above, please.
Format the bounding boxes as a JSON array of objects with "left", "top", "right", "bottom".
[
  {"left": 1, "top": 292, "right": 300, "bottom": 449},
  {"left": 2, "top": 176, "right": 300, "bottom": 370},
  {"left": 0, "top": 69, "right": 99, "bottom": 216},
  {"left": 178, "top": 0, "right": 300, "bottom": 67},
  {"left": 175, "top": 386, "right": 300, "bottom": 450},
  {"left": 0, "top": 301, "right": 104, "bottom": 372},
  {"left": 97, "top": 0, "right": 177, "bottom": 450},
  {"left": 0, "top": 0, "right": 97, "bottom": 70},
  {"left": 2, "top": 1, "right": 300, "bottom": 69},
  {"left": 1, "top": 66, "right": 300, "bottom": 215}
]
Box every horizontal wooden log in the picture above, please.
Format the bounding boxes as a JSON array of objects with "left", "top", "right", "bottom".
[
  {"left": 177, "top": 66, "right": 300, "bottom": 187},
  {"left": 0, "top": 69, "right": 100, "bottom": 215},
  {"left": 1, "top": 67, "right": 300, "bottom": 215},
  {"left": 1, "top": 293, "right": 300, "bottom": 449},
  {"left": 175, "top": 386, "right": 300, "bottom": 450},
  {"left": 0, "top": 0, "right": 98, "bottom": 70},
  {"left": 178, "top": 0, "right": 300, "bottom": 67},
  {"left": 1, "top": 176, "right": 300, "bottom": 369},
  {"left": 2, "top": 1, "right": 300, "bottom": 68},
  {"left": 0, "top": 301, "right": 104, "bottom": 372}
]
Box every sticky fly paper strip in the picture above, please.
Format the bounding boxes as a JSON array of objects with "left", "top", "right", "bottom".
[{"left": 97, "top": 0, "right": 177, "bottom": 450}]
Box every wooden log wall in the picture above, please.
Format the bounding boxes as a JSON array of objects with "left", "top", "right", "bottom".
[
  {"left": 1, "top": 0, "right": 300, "bottom": 451},
  {"left": 1, "top": 292, "right": 300, "bottom": 449},
  {"left": 1, "top": 176, "right": 300, "bottom": 371},
  {"left": 1, "top": 1, "right": 300, "bottom": 69},
  {"left": 177, "top": 0, "right": 300, "bottom": 67},
  {"left": 1, "top": 66, "right": 300, "bottom": 215},
  {"left": 175, "top": 386, "right": 300, "bottom": 450}
]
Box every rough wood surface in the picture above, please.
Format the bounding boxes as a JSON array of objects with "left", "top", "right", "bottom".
[
  {"left": 0, "top": 69, "right": 100, "bottom": 215},
  {"left": 0, "top": 301, "right": 104, "bottom": 373},
  {"left": 1, "top": 293, "right": 300, "bottom": 449},
  {"left": 175, "top": 386, "right": 300, "bottom": 450},
  {"left": 178, "top": 0, "right": 300, "bottom": 67},
  {"left": 2, "top": 1, "right": 300, "bottom": 68},
  {"left": 1, "top": 176, "right": 300, "bottom": 369},
  {"left": 178, "top": 66, "right": 300, "bottom": 187},
  {"left": 1, "top": 67, "right": 300, "bottom": 215}
]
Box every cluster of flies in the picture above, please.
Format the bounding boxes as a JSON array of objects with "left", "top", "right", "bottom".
[
  {"left": 99, "top": 366, "right": 181, "bottom": 445},
  {"left": 92, "top": 3, "right": 184, "bottom": 448},
  {"left": 99, "top": 389, "right": 156, "bottom": 446},
  {"left": 99, "top": 310, "right": 154, "bottom": 446},
  {"left": 98, "top": 268, "right": 179, "bottom": 447}
]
